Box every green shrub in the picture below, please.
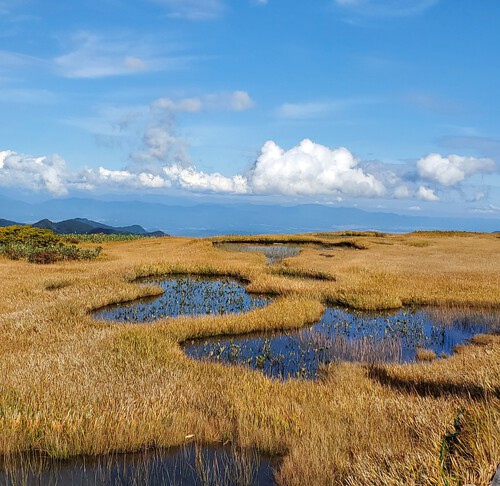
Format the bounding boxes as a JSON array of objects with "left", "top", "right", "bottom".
[{"left": 0, "top": 226, "right": 102, "bottom": 264}]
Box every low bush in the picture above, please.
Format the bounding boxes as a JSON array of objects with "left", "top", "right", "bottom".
[{"left": 0, "top": 226, "right": 102, "bottom": 264}]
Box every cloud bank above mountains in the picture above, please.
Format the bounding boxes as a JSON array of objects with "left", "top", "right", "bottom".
[{"left": 1, "top": 139, "right": 495, "bottom": 205}]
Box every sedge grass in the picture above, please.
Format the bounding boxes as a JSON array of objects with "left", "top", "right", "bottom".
[{"left": 0, "top": 231, "right": 498, "bottom": 485}]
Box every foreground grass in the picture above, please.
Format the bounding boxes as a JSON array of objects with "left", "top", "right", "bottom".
[{"left": 0, "top": 232, "right": 499, "bottom": 485}]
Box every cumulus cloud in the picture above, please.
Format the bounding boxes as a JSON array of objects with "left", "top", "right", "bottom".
[
  {"left": 4, "top": 140, "right": 491, "bottom": 204},
  {"left": 153, "top": 91, "right": 254, "bottom": 113},
  {"left": 0, "top": 150, "right": 69, "bottom": 195},
  {"left": 80, "top": 167, "right": 172, "bottom": 191},
  {"left": 163, "top": 165, "right": 248, "bottom": 193},
  {"left": 247, "top": 139, "right": 386, "bottom": 197},
  {"left": 417, "top": 153, "right": 495, "bottom": 186},
  {"left": 416, "top": 186, "right": 439, "bottom": 201},
  {"left": 78, "top": 164, "right": 247, "bottom": 194}
]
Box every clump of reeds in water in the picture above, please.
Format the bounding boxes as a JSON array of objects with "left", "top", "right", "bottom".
[
  {"left": 0, "top": 444, "right": 272, "bottom": 486},
  {"left": 215, "top": 243, "right": 300, "bottom": 265},
  {"left": 422, "top": 306, "right": 500, "bottom": 334},
  {"left": 300, "top": 333, "right": 403, "bottom": 365},
  {"left": 416, "top": 347, "right": 437, "bottom": 362}
]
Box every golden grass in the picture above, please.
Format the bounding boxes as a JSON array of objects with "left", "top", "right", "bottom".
[
  {"left": 416, "top": 348, "right": 438, "bottom": 362},
  {"left": 0, "top": 231, "right": 499, "bottom": 484}
]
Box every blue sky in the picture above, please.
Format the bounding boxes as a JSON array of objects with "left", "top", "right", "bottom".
[{"left": 1, "top": 0, "right": 499, "bottom": 219}]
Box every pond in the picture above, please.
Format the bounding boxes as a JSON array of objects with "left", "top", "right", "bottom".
[
  {"left": 94, "top": 276, "right": 271, "bottom": 322},
  {"left": 0, "top": 444, "right": 277, "bottom": 486},
  {"left": 213, "top": 243, "right": 301, "bottom": 265},
  {"left": 183, "top": 306, "right": 499, "bottom": 380}
]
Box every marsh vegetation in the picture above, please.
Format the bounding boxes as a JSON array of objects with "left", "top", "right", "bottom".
[
  {"left": 184, "top": 306, "right": 497, "bottom": 379},
  {"left": 0, "top": 231, "right": 498, "bottom": 485},
  {"left": 94, "top": 276, "right": 271, "bottom": 322},
  {"left": 0, "top": 444, "right": 276, "bottom": 486},
  {"left": 213, "top": 243, "right": 301, "bottom": 265}
]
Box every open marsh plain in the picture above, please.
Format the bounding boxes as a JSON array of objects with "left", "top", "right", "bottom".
[{"left": 0, "top": 231, "right": 499, "bottom": 485}]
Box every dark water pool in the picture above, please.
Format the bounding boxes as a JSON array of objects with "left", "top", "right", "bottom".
[
  {"left": 94, "top": 276, "right": 271, "bottom": 322},
  {"left": 184, "top": 307, "right": 499, "bottom": 380},
  {"left": 214, "top": 243, "right": 301, "bottom": 265},
  {"left": 0, "top": 444, "right": 277, "bottom": 486}
]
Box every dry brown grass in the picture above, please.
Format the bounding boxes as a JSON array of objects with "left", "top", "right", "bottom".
[
  {"left": 0, "top": 232, "right": 498, "bottom": 485},
  {"left": 416, "top": 348, "right": 438, "bottom": 362}
]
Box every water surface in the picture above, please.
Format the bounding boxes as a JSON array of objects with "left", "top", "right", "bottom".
[
  {"left": 184, "top": 307, "right": 498, "bottom": 380},
  {"left": 0, "top": 444, "right": 277, "bottom": 486},
  {"left": 94, "top": 276, "right": 271, "bottom": 322},
  {"left": 214, "top": 243, "right": 301, "bottom": 265}
]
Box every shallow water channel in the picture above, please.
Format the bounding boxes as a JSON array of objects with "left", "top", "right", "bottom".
[
  {"left": 0, "top": 444, "right": 277, "bottom": 486},
  {"left": 94, "top": 276, "right": 498, "bottom": 380},
  {"left": 94, "top": 276, "right": 271, "bottom": 322},
  {"left": 184, "top": 307, "right": 499, "bottom": 379}
]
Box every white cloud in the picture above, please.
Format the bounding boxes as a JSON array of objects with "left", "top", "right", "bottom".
[
  {"left": 80, "top": 167, "right": 172, "bottom": 191},
  {"left": 54, "top": 32, "right": 187, "bottom": 79},
  {"left": 247, "top": 139, "right": 386, "bottom": 197},
  {"left": 153, "top": 91, "right": 254, "bottom": 113},
  {"left": 417, "top": 153, "right": 495, "bottom": 186},
  {"left": 79, "top": 164, "right": 247, "bottom": 194},
  {"left": 334, "top": 0, "right": 438, "bottom": 17},
  {"left": 163, "top": 165, "right": 248, "bottom": 193},
  {"left": 3, "top": 141, "right": 492, "bottom": 204},
  {"left": 394, "top": 185, "right": 412, "bottom": 199},
  {"left": 0, "top": 150, "right": 69, "bottom": 196},
  {"left": 416, "top": 186, "right": 439, "bottom": 201},
  {"left": 153, "top": 0, "right": 224, "bottom": 20}
]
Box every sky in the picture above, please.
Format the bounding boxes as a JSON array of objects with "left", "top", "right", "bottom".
[{"left": 1, "top": 0, "right": 500, "bottom": 220}]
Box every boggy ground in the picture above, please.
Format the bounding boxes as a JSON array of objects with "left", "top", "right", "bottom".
[{"left": 0, "top": 232, "right": 499, "bottom": 485}]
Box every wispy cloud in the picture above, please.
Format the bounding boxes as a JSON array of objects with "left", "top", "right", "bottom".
[
  {"left": 54, "top": 32, "right": 189, "bottom": 79},
  {"left": 152, "top": 0, "right": 224, "bottom": 20},
  {"left": 404, "top": 91, "right": 466, "bottom": 116},
  {"left": 334, "top": 0, "right": 439, "bottom": 18},
  {"left": 153, "top": 91, "right": 254, "bottom": 113},
  {"left": 0, "top": 88, "right": 56, "bottom": 104},
  {"left": 276, "top": 97, "right": 379, "bottom": 120},
  {"left": 0, "top": 50, "right": 43, "bottom": 71},
  {"left": 0, "top": 0, "right": 27, "bottom": 16}
]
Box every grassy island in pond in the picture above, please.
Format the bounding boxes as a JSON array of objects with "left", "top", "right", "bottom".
[{"left": 0, "top": 231, "right": 499, "bottom": 485}]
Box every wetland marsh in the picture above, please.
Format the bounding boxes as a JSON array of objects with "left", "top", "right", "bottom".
[{"left": 0, "top": 231, "right": 499, "bottom": 485}]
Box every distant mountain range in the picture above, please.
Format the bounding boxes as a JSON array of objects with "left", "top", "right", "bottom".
[
  {"left": 0, "top": 195, "right": 498, "bottom": 236},
  {"left": 0, "top": 217, "right": 166, "bottom": 237}
]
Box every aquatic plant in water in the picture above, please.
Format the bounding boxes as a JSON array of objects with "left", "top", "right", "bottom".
[
  {"left": 184, "top": 307, "right": 498, "bottom": 380},
  {"left": 94, "top": 276, "right": 271, "bottom": 322}
]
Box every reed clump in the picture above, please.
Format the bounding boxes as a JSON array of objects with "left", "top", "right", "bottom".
[
  {"left": 416, "top": 347, "right": 438, "bottom": 362},
  {"left": 0, "top": 231, "right": 498, "bottom": 485}
]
